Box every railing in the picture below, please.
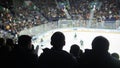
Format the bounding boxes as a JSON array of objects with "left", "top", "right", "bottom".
[{"left": 19, "top": 19, "right": 120, "bottom": 36}]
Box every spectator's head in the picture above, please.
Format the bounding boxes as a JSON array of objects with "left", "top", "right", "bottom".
[
  {"left": 18, "top": 35, "right": 32, "bottom": 49},
  {"left": 6, "top": 38, "right": 14, "bottom": 46},
  {"left": 0, "top": 38, "right": 5, "bottom": 47},
  {"left": 111, "top": 52, "right": 119, "bottom": 60},
  {"left": 70, "top": 44, "right": 82, "bottom": 57},
  {"left": 51, "top": 31, "right": 65, "bottom": 50},
  {"left": 92, "top": 36, "right": 109, "bottom": 52}
]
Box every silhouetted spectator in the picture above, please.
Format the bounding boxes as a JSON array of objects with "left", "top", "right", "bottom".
[
  {"left": 10, "top": 35, "right": 38, "bottom": 68},
  {"left": 111, "top": 52, "right": 119, "bottom": 60},
  {"left": 6, "top": 38, "right": 14, "bottom": 52},
  {"left": 38, "top": 31, "right": 78, "bottom": 68},
  {"left": 70, "top": 44, "right": 83, "bottom": 62},
  {"left": 0, "top": 38, "right": 10, "bottom": 56},
  {"left": 0, "top": 38, "right": 5, "bottom": 48},
  {"left": 0, "top": 38, "right": 10, "bottom": 67},
  {"left": 79, "top": 36, "right": 120, "bottom": 68}
]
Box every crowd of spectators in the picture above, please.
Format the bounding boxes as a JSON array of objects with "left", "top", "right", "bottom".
[
  {"left": 0, "top": 0, "right": 120, "bottom": 68},
  {"left": 69, "top": 0, "right": 120, "bottom": 20},
  {"left": 0, "top": 0, "right": 120, "bottom": 40},
  {"left": 0, "top": 1, "right": 45, "bottom": 39},
  {"left": 33, "top": 0, "right": 120, "bottom": 21},
  {"left": 0, "top": 31, "right": 120, "bottom": 68}
]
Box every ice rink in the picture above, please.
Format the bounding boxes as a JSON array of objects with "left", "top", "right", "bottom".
[{"left": 32, "top": 28, "right": 120, "bottom": 57}]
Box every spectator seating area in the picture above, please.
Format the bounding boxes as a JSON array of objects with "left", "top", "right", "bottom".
[{"left": 0, "top": 0, "right": 120, "bottom": 44}]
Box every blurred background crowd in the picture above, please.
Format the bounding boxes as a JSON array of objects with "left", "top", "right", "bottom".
[{"left": 0, "top": 0, "right": 120, "bottom": 41}]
